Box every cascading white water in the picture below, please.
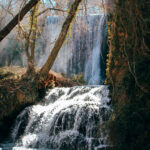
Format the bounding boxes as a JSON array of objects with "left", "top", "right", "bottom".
[
  {"left": 0, "top": 86, "right": 111, "bottom": 150},
  {"left": 0, "top": 15, "right": 109, "bottom": 150},
  {"left": 37, "top": 15, "right": 107, "bottom": 85}
]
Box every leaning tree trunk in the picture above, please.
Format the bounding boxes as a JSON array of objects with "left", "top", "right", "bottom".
[
  {"left": 0, "top": 0, "right": 40, "bottom": 42},
  {"left": 40, "top": 0, "right": 82, "bottom": 79},
  {"left": 0, "top": 0, "right": 82, "bottom": 141}
]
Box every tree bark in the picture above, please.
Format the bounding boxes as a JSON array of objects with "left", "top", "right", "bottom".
[
  {"left": 0, "top": 0, "right": 40, "bottom": 42},
  {"left": 26, "top": 4, "right": 39, "bottom": 74},
  {"left": 40, "top": 0, "right": 82, "bottom": 79}
]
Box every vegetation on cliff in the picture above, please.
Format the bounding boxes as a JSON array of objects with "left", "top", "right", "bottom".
[{"left": 106, "top": 0, "right": 150, "bottom": 149}]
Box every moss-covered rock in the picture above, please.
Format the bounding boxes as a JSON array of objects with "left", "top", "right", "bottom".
[
  {"left": 106, "top": 0, "right": 150, "bottom": 150},
  {"left": 0, "top": 73, "right": 38, "bottom": 142},
  {"left": 0, "top": 66, "right": 78, "bottom": 142}
]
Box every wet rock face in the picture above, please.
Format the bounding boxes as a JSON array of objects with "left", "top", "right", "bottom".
[
  {"left": 10, "top": 86, "right": 111, "bottom": 149},
  {"left": 56, "top": 132, "right": 88, "bottom": 150},
  {"left": 0, "top": 76, "right": 38, "bottom": 142},
  {"left": 11, "top": 107, "right": 31, "bottom": 141}
]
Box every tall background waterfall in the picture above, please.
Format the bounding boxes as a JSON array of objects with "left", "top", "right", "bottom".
[
  {"left": 37, "top": 14, "right": 108, "bottom": 85},
  {"left": 0, "top": 86, "right": 111, "bottom": 150},
  {"left": 0, "top": 14, "right": 108, "bottom": 85}
]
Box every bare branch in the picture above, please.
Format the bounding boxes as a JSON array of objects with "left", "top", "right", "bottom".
[
  {"left": 36, "top": 7, "right": 67, "bottom": 17},
  {"left": 0, "top": 4, "right": 14, "bottom": 17},
  {"left": 40, "top": 0, "right": 83, "bottom": 78},
  {"left": 0, "top": 0, "right": 40, "bottom": 42}
]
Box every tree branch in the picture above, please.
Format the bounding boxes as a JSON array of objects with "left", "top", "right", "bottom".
[
  {"left": 40, "top": 0, "right": 83, "bottom": 78},
  {"left": 36, "top": 8, "right": 67, "bottom": 17},
  {"left": 0, "top": 0, "right": 40, "bottom": 42},
  {"left": 0, "top": 4, "right": 14, "bottom": 17}
]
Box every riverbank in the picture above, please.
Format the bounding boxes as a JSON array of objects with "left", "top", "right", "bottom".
[{"left": 0, "top": 66, "right": 76, "bottom": 142}]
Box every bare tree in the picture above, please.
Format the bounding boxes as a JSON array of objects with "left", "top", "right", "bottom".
[
  {"left": 0, "top": 0, "right": 111, "bottom": 80},
  {"left": 40, "top": 0, "right": 83, "bottom": 78},
  {"left": 0, "top": 0, "right": 40, "bottom": 42},
  {"left": 23, "top": 4, "right": 39, "bottom": 74}
]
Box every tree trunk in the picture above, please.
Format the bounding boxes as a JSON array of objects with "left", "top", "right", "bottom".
[
  {"left": 0, "top": 0, "right": 40, "bottom": 42},
  {"left": 26, "top": 4, "right": 39, "bottom": 75},
  {"left": 40, "top": 0, "right": 82, "bottom": 79},
  {"left": 107, "top": 0, "right": 150, "bottom": 149}
]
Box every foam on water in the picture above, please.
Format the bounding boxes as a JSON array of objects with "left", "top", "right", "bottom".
[{"left": 1, "top": 86, "right": 111, "bottom": 150}]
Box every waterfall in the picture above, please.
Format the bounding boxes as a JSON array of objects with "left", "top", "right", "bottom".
[
  {"left": 37, "top": 15, "right": 107, "bottom": 85},
  {"left": 85, "top": 15, "right": 105, "bottom": 85},
  {"left": 0, "top": 86, "right": 111, "bottom": 150}
]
